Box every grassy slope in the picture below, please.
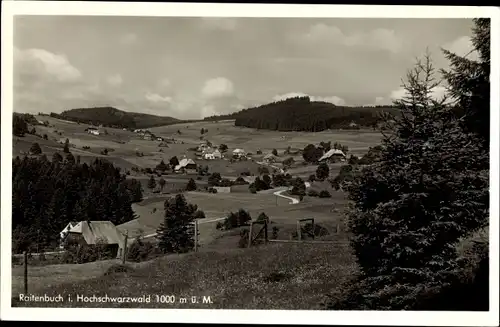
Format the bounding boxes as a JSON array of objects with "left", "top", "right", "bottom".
[{"left": 13, "top": 241, "right": 356, "bottom": 309}]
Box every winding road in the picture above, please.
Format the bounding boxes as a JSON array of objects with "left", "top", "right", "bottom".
[{"left": 141, "top": 182, "right": 311, "bottom": 239}]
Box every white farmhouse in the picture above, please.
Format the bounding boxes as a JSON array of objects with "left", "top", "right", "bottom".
[{"left": 232, "top": 148, "right": 246, "bottom": 159}]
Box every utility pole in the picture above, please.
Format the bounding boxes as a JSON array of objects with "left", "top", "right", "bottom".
[
  {"left": 23, "top": 251, "right": 28, "bottom": 294},
  {"left": 122, "top": 230, "right": 128, "bottom": 265},
  {"left": 194, "top": 220, "right": 199, "bottom": 252}
]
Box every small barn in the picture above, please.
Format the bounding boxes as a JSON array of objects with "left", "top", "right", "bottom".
[
  {"left": 318, "top": 149, "right": 346, "bottom": 163},
  {"left": 62, "top": 221, "right": 126, "bottom": 259},
  {"left": 213, "top": 186, "right": 231, "bottom": 193}
]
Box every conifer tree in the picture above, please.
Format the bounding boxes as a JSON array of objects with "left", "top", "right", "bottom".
[
  {"left": 329, "top": 51, "right": 489, "bottom": 310},
  {"left": 156, "top": 194, "right": 196, "bottom": 253},
  {"left": 147, "top": 175, "right": 156, "bottom": 190},
  {"left": 159, "top": 177, "right": 166, "bottom": 192},
  {"left": 441, "top": 18, "right": 490, "bottom": 148},
  {"left": 63, "top": 138, "right": 70, "bottom": 153},
  {"left": 186, "top": 178, "right": 197, "bottom": 191}
]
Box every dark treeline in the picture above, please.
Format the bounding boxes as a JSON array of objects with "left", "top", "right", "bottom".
[
  {"left": 50, "top": 106, "right": 186, "bottom": 129},
  {"left": 12, "top": 155, "right": 143, "bottom": 253},
  {"left": 204, "top": 97, "right": 400, "bottom": 132}
]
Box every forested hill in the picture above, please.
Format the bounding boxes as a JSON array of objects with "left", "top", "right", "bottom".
[
  {"left": 204, "top": 96, "right": 400, "bottom": 132},
  {"left": 50, "top": 107, "right": 183, "bottom": 129}
]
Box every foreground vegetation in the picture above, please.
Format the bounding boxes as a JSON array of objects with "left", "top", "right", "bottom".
[
  {"left": 13, "top": 241, "right": 354, "bottom": 309},
  {"left": 326, "top": 18, "right": 490, "bottom": 310}
]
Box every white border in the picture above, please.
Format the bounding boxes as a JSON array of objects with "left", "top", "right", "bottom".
[{"left": 1, "top": 2, "right": 499, "bottom": 326}]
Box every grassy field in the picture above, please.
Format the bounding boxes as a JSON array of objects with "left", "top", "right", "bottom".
[{"left": 12, "top": 240, "right": 356, "bottom": 309}]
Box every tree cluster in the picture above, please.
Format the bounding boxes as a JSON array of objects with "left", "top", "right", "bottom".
[
  {"left": 50, "top": 107, "right": 182, "bottom": 129},
  {"left": 204, "top": 97, "right": 399, "bottom": 132},
  {"left": 12, "top": 156, "right": 141, "bottom": 253}
]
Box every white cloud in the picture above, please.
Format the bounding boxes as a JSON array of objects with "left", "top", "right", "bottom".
[
  {"left": 301, "top": 24, "right": 404, "bottom": 53},
  {"left": 15, "top": 47, "right": 82, "bottom": 82},
  {"left": 106, "top": 74, "right": 123, "bottom": 87},
  {"left": 273, "top": 92, "right": 346, "bottom": 106},
  {"left": 145, "top": 92, "right": 172, "bottom": 103},
  {"left": 442, "top": 36, "right": 479, "bottom": 61},
  {"left": 371, "top": 85, "right": 452, "bottom": 105},
  {"left": 120, "top": 33, "right": 138, "bottom": 45},
  {"left": 200, "top": 18, "right": 237, "bottom": 31},
  {"left": 201, "top": 77, "right": 234, "bottom": 98}
]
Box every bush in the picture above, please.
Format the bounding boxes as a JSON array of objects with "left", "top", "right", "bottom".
[
  {"left": 186, "top": 178, "right": 197, "bottom": 191},
  {"left": 194, "top": 210, "right": 206, "bottom": 218},
  {"left": 126, "top": 238, "right": 159, "bottom": 263},
  {"left": 307, "top": 190, "right": 319, "bottom": 197},
  {"left": 30, "top": 142, "right": 42, "bottom": 155},
  {"left": 208, "top": 187, "right": 218, "bottom": 194},
  {"left": 316, "top": 162, "right": 330, "bottom": 181},
  {"left": 257, "top": 212, "right": 269, "bottom": 223},
  {"left": 318, "top": 190, "right": 331, "bottom": 198},
  {"left": 308, "top": 174, "right": 316, "bottom": 182},
  {"left": 290, "top": 177, "right": 306, "bottom": 196},
  {"left": 221, "top": 209, "right": 252, "bottom": 230}
]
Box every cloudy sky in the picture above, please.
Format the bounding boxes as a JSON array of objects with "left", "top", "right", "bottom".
[{"left": 13, "top": 16, "right": 477, "bottom": 119}]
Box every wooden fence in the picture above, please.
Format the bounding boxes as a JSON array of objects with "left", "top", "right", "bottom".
[{"left": 247, "top": 218, "right": 347, "bottom": 247}]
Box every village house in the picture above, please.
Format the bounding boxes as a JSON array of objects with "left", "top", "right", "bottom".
[
  {"left": 232, "top": 148, "right": 246, "bottom": 159},
  {"left": 60, "top": 221, "right": 126, "bottom": 259},
  {"left": 86, "top": 127, "right": 100, "bottom": 135},
  {"left": 175, "top": 158, "right": 197, "bottom": 173},
  {"left": 203, "top": 149, "right": 222, "bottom": 160},
  {"left": 318, "top": 148, "right": 346, "bottom": 163},
  {"left": 59, "top": 221, "right": 78, "bottom": 249}
]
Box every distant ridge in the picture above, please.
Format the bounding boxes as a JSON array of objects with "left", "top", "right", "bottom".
[
  {"left": 203, "top": 96, "right": 400, "bottom": 132},
  {"left": 49, "top": 107, "right": 186, "bottom": 129}
]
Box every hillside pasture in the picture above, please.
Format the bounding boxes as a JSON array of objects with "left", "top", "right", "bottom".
[
  {"left": 15, "top": 117, "right": 380, "bottom": 179},
  {"left": 13, "top": 240, "right": 357, "bottom": 309},
  {"left": 150, "top": 120, "right": 382, "bottom": 158}
]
